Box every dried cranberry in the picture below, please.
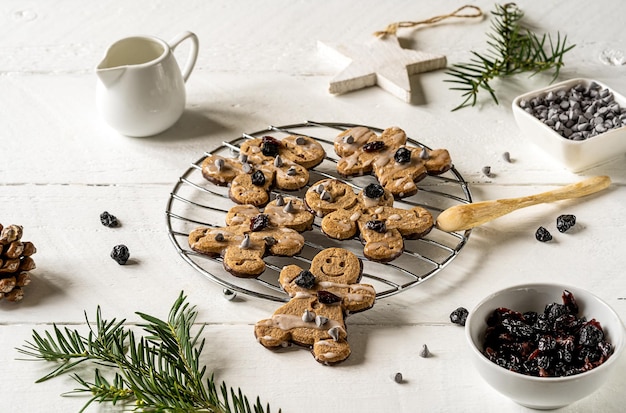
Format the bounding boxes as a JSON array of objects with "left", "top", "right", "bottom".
[
  {"left": 364, "top": 183, "right": 385, "bottom": 199},
  {"left": 535, "top": 226, "right": 552, "bottom": 242},
  {"left": 523, "top": 358, "right": 540, "bottom": 375},
  {"left": 450, "top": 307, "right": 469, "bottom": 326},
  {"left": 251, "top": 170, "right": 266, "bottom": 186},
  {"left": 261, "top": 135, "right": 281, "bottom": 157},
  {"left": 250, "top": 214, "right": 270, "bottom": 232},
  {"left": 318, "top": 290, "right": 341, "bottom": 304},
  {"left": 294, "top": 270, "right": 316, "bottom": 289},
  {"left": 598, "top": 340, "right": 613, "bottom": 357},
  {"left": 394, "top": 147, "right": 411, "bottom": 163},
  {"left": 501, "top": 318, "right": 534, "bottom": 339},
  {"left": 578, "top": 320, "right": 604, "bottom": 347},
  {"left": 577, "top": 346, "right": 603, "bottom": 363},
  {"left": 538, "top": 335, "right": 557, "bottom": 351},
  {"left": 562, "top": 289, "right": 579, "bottom": 314},
  {"left": 533, "top": 314, "right": 551, "bottom": 333},
  {"left": 553, "top": 313, "right": 582, "bottom": 334},
  {"left": 110, "top": 244, "right": 129, "bottom": 265},
  {"left": 556, "top": 335, "right": 576, "bottom": 352},
  {"left": 522, "top": 311, "right": 538, "bottom": 326},
  {"left": 544, "top": 302, "right": 568, "bottom": 323},
  {"left": 556, "top": 348, "right": 573, "bottom": 363},
  {"left": 495, "top": 352, "right": 522, "bottom": 371},
  {"left": 556, "top": 214, "right": 576, "bottom": 233},
  {"left": 362, "top": 141, "right": 385, "bottom": 152},
  {"left": 100, "top": 211, "right": 119, "bottom": 227},
  {"left": 365, "top": 220, "right": 386, "bottom": 233}
]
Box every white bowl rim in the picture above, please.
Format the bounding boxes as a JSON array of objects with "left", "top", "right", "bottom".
[{"left": 465, "top": 281, "right": 626, "bottom": 383}]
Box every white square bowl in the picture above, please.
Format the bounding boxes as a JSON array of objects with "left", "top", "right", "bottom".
[{"left": 512, "top": 78, "right": 626, "bottom": 172}]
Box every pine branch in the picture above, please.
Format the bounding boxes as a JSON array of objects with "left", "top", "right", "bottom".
[
  {"left": 16, "top": 292, "right": 279, "bottom": 413},
  {"left": 444, "top": 3, "right": 575, "bottom": 110}
]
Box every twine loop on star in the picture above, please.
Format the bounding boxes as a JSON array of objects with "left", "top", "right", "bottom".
[{"left": 374, "top": 5, "right": 484, "bottom": 38}]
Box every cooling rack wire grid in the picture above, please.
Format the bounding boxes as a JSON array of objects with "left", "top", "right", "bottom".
[{"left": 166, "top": 121, "right": 473, "bottom": 302}]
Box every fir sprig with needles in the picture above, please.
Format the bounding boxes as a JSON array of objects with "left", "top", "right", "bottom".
[
  {"left": 445, "top": 3, "right": 575, "bottom": 111},
  {"left": 17, "top": 292, "right": 279, "bottom": 413}
]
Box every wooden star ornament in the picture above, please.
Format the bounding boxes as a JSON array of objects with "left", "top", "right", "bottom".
[{"left": 318, "top": 34, "right": 447, "bottom": 102}]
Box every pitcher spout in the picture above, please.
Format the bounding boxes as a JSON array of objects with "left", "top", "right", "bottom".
[{"left": 96, "top": 66, "right": 125, "bottom": 88}]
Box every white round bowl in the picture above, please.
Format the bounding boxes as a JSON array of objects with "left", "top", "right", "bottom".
[
  {"left": 512, "top": 78, "right": 626, "bottom": 172},
  {"left": 465, "top": 283, "right": 625, "bottom": 410}
]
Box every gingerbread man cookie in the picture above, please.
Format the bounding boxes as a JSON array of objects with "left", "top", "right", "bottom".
[
  {"left": 254, "top": 247, "right": 375, "bottom": 365},
  {"left": 188, "top": 196, "right": 314, "bottom": 278},
  {"left": 305, "top": 179, "right": 433, "bottom": 262},
  {"left": 334, "top": 126, "right": 452, "bottom": 198},
  {"left": 201, "top": 135, "right": 325, "bottom": 206}
]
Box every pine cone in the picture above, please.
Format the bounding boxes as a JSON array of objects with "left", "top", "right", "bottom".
[{"left": 0, "top": 224, "right": 37, "bottom": 302}]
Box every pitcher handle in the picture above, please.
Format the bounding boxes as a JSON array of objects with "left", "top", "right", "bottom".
[{"left": 168, "top": 31, "right": 199, "bottom": 83}]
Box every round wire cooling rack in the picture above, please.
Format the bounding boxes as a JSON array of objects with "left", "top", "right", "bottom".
[{"left": 166, "top": 121, "right": 473, "bottom": 302}]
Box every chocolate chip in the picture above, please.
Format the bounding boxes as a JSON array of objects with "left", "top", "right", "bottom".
[
  {"left": 239, "top": 234, "right": 251, "bottom": 248},
  {"left": 320, "top": 190, "right": 333, "bottom": 202},
  {"left": 393, "top": 372, "right": 404, "bottom": 383},
  {"left": 223, "top": 288, "right": 236, "bottom": 301},
  {"left": 263, "top": 236, "right": 277, "bottom": 246},
  {"left": 315, "top": 315, "right": 328, "bottom": 327},
  {"left": 328, "top": 326, "right": 340, "bottom": 341},
  {"left": 283, "top": 199, "right": 296, "bottom": 213},
  {"left": 302, "top": 309, "right": 315, "bottom": 322},
  {"left": 273, "top": 155, "right": 283, "bottom": 167},
  {"left": 274, "top": 194, "right": 285, "bottom": 206},
  {"left": 214, "top": 158, "right": 225, "bottom": 171}
]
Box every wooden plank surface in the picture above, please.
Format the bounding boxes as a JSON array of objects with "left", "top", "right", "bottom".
[{"left": 1, "top": 0, "right": 625, "bottom": 411}]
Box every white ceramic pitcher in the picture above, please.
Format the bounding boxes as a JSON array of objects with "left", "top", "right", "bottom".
[{"left": 96, "top": 31, "right": 199, "bottom": 137}]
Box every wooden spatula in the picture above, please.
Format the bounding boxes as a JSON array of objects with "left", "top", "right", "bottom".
[{"left": 435, "top": 175, "right": 611, "bottom": 232}]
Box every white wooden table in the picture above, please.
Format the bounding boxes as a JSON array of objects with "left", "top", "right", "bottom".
[{"left": 2, "top": 1, "right": 625, "bottom": 411}]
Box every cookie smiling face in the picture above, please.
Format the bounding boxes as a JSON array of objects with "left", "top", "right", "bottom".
[
  {"left": 313, "top": 248, "right": 360, "bottom": 282},
  {"left": 319, "top": 255, "right": 346, "bottom": 277}
]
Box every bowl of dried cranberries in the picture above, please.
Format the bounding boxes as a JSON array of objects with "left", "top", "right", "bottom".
[{"left": 465, "top": 283, "right": 625, "bottom": 409}]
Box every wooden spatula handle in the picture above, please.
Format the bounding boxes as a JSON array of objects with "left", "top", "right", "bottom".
[{"left": 435, "top": 176, "right": 611, "bottom": 232}]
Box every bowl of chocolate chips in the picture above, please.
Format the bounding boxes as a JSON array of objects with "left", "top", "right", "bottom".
[
  {"left": 512, "top": 78, "right": 626, "bottom": 171},
  {"left": 465, "top": 283, "right": 624, "bottom": 410}
]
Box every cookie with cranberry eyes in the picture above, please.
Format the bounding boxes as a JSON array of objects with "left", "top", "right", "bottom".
[
  {"left": 188, "top": 201, "right": 313, "bottom": 278},
  {"left": 334, "top": 126, "right": 452, "bottom": 198},
  {"left": 201, "top": 135, "right": 325, "bottom": 207},
  {"left": 306, "top": 180, "right": 433, "bottom": 262},
  {"left": 254, "top": 247, "right": 375, "bottom": 365}
]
